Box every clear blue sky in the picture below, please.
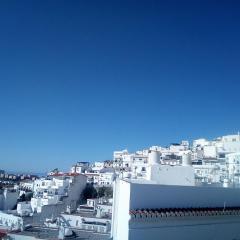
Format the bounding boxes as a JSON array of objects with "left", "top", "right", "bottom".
[{"left": 0, "top": 0, "right": 240, "bottom": 173}]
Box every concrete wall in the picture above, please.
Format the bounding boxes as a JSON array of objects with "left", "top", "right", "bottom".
[
  {"left": 64, "top": 175, "right": 87, "bottom": 208},
  {"left": 112, "top": 179, "right": 240, "bottom": 240},
  {"left": 128, "top": 216, "right": 240, "bottom": 240},
  {"left": 5, "top": 191, "right": 19, "bottom": 210},
  {"left": 147, "top": 165, "right": 195, "bottom": 186},
  {"left": 111, "top": 180, "right": 130, "bottom": 240},
  {"left": 130, "top": 182, "right": 240, "bottom": 209},
  {"left": 0, "top": 194, "right": 3, "bottom": 209},
  {"left": 30, "top": 203, "right": 66, "bottom": 225},
  {"left": 0, "top": 190, "right": 18, "bottom": 211},
  {"left": 60, "top": 213, "right": 111, "bottom": 233}
]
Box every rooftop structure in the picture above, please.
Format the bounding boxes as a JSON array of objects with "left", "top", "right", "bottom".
[
  {"left": 111, "top": 178, "right": 240, "bottom": 240},
  {"left": 7, "top": 226, "right": 110, "bottom": 240}
]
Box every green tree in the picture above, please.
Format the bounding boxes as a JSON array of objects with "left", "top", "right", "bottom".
[
  {"left": 25, "top": 192, "right": 33, "bottom": 201},
  {"left": 18, "top": 193, "right": 26, "bottom": 202},
  {"left": 97, "top": 186, "right": 113, "bottom": 198},
  {"left": 97, "top": 186, "right": 106, "bottom": 198},
  {"left": 81, "top": 184, "right": 97, "bottom": 202},
  {"left": 104, "top": 187, "right": 113, "bottom": 198}
]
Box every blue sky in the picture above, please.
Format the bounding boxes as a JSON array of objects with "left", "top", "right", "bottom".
[{"left": 0, "top": 1, "right": 240, "bottom": 172}]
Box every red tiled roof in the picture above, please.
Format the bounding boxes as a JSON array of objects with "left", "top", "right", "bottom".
[{"left": 129, "top": 207, "right": 240, "bottom": 218}]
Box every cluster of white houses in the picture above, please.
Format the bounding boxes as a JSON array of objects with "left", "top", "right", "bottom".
[
  {"left": 107, "top": 133, "right": 240, "bottom": 187},
  {"left": 110, "top": 134, "right": 240, "bottom": 240},
  {"left": 2, "top": 133, "right": 240, "bottom": 239}
]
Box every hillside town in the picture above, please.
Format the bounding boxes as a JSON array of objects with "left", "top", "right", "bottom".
[{"left": 1, "top": 133, "right": 240, "bottom": 239}]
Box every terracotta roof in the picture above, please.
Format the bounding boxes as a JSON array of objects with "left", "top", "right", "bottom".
[{"left": 129, "top": 207, "right": 240, "bottom": 219}]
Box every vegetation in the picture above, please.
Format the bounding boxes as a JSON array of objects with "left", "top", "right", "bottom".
[
  {"left": 81, "top": 183, "right": 98, "bottom": 201},
  {"left": 97, "top": 186, "right": 113, "bottom": 198},
  {"left": 81, "top": 184, "right": 113, "bottom": 202},
  {"left": 18, "top": 192, "right": 33, "bottom": 202}
]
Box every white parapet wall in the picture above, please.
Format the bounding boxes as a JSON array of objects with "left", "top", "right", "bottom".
[
  {"left": 146, "top": 165, "right": 195, "bottom": 186},
  {"left": 111, "top": 180, "right": 131, "bottom": 240},
  {"left": 60, "top": 213, "right": 111, "bottom": 233},
  {"left": 112, "top": 179, "right": 240, "bottom": 240}
]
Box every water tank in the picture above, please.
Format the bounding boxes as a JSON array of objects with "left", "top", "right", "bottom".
[
  {"left": 182, "top": 153, "right": 192, "bottom": 166},
  {"left": 148, "top": 150, "right": 160, "bottom": 165}
]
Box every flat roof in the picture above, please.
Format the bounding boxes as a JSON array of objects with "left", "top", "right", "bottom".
[{"left": 11, "top": 226, "right": 110, "bottom": 240}]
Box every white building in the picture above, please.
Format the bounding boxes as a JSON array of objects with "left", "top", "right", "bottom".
[
  {"left": 98, "top": 168, "right": 116, "bottom": 186},
  {"left": 71, "top": 162, "right": 90, "bottom": 174},
  {"left": 111, "top": 148, "right": 240, "bottom": 240},
  {"left": 61, "top": 198, "right": 112, "bottom": 234},
  {"left": 220, "top": 134, "right": 240, "bottom": 153},
  {"left": 225, "top": 152, "right": 240, "bottom": 184},
  {"left": 91, "top": 162, "right": 104, "bottom": 173},
  {"left": 193, "top": 164, "right": 221, "bottom": 184},
  {"left": 96, "top": 199, "right": 112, "bottom": 218},
  {"left": 31, "top": 174, "right": 87, "bottom": 213},
  {"left": 84, "top": 173, "right": 100, "bottom": 185},
  {"left": 17, "top": 202, "right": 32, "bottom": 216},
  {"left": 113, "top": 149, "right": 129, "bottom": 168},
  {"left": 145, "top": 151, "right": 195, "bottom": 186},
  {"left": 192, "top": 134, "right": 240, "bottom": 159},
  {"left": 112, "top": 134, "right": 240, "bottom": 191},
  {"left": 193, "top": 138, "right": 210, "bottom": 149},
  {"left": 202, "top": 145, "right": 218, "bottom": 158},
  {"left": 19, "top": 180, "right": 34, "bottom": 191},
  {"left": 113, "top": 149, "right": 129, "bottom": 161},
  {"left": 169, "top": 142, "right": 189, "bottom": 153},
  {"left": 77, "top": 198, "right": 112, "bottom": 219}
]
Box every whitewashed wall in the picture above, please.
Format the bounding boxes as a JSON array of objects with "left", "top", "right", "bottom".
[{"left": 112, "top": 179, "right": 240, "bottom": 240}]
